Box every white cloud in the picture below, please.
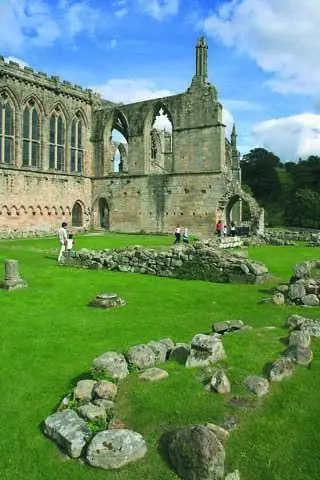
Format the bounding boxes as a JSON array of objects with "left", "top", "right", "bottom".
[
  {"left": 106, "top": 39, "right": 118, "bottom": 50},
  {"left": 65, "top": 1, "right": 100, "bottom": 37},
  {"left": 115, "top": 8, "right": 128, "bottom": 18},
  {"left": 200, "top": 0, "right": 320, "bottom": 94},
  {"left": 253, "top": 113, "right": 320, "bottom": 161},
  {"left": 4, "top": 56, "right": 29, "bottom": 69},
  {"left": 137, "top": 0, "right": 180, "bottom": 20},
  {"left": 91, "top": 78, "right": 174, "bottom": 103},
  {"left": 0, "top": 0, "right": 102, "bottom": 52},
  {"left": 222, "top": 107, "right": 234, "bottom": 139}
]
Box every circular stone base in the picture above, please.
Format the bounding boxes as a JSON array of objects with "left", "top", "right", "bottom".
[{"left": 88, "top": 293, "right": 125, "bottom": 309}]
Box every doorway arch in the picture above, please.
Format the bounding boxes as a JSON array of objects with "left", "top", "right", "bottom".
[
  {"left": 72, "top": 201, "right": 83, "bottom": 227},
  {"left": 98, "top": 198, "right": 109, "bottom": 229},
  {"left": 217, "top": 188, "right": 264, "bottom": 236}
]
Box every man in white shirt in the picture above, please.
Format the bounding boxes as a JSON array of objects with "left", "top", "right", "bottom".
[{"left": 57, "top": 222, "right": 68, "bottom": 262}]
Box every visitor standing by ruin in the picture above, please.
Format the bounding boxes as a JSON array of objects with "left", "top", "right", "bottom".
[
  {"left": 223, "top": 225, "right": 228, "bottom": 237},
  {"left": 230, "top": 222, "right": 236, "bottom": 237},
  {"left": 174, "top": 224, "right": 181, "bottom": 244},
  {"left": 57, "top": 222, "right": 68, "bottom": 262},
  {"left": 183, "top": 228, "right": 189, "bottom": 244},
  {"left": 216, "top": 220, "right": 223, "bottom": 238},
  {"left": 66, "top": 233, "right": 75, "bottom": 255}
]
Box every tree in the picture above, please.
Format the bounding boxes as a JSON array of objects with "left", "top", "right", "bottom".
[
  {"left": 290, "top": 156, "right": 320, "bottom": 193},
  {"left": 284, "top": 189, "right": 320, "bottom": 228},
  {"left": 241, "top": 148, "right": 282, "bottom": 200}
]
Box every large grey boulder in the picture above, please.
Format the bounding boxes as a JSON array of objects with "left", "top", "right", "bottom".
[
  {"left": 126, "top": 344, "right": 156, "bottom": 369},
  {"left": 73, "top": 380, "right": 96, "bottom": 403},
  {"left": 44, "top": 409, "right": 91, "bottom": 458},
  {"left": 289, "top": 330, "right": 311, "bottom": 348},
  {"left": 244, "top": 376, "right": 269, "bottom": 397},
  {"left": 301, "top": 319, "right": 320, "bottom": 337},
  {"left": 147, "top": 341, "right": 167, "bottom": 364},
  {"left": 169, "top": 343, "right": 190, "bottom": 364},
  {"left": 186, "top": 334, "right": 226, "bottom": 369},
  {"left": 77, "top": 403, "right": 106, "bottom": 422},
  {"left": 212, "top": 320, "right": 244, "bottom": 334},
  {"left": 92, "top": 351, "right": 129, "bottom": 380},
  {"left": 302, "top": 294, "right": 319, "bottom": 306},
  {"left": 86, "top": 429, "right": 147, "bottom": 469},
  {"left": 159, "top": 338, "right": 175, "bottom": 353},
  {"left": 139, "top": 367, "right": 169, "bottom": 382},
  {"left": 269, "top": 357, "right": 294, "bottom": 382},
  {"left": 209, "top": 370, "right": 231, "bottom": 394},
  {"left": 93, "top": 380, "right": 117, "bottom": 400},
  {"left": 284, "top": 345, "right": 313, "bottom": 365},
  {"left": 288, "top": 283, "right": 306, "bottom": 301},
  {"left": 285, "top": 314, "right": 307, "bottom": 330},
  {"left": 166, "top": 424, "right": 225, "bottom": 480}
]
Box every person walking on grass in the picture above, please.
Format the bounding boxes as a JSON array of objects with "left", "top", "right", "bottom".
[
  {"left": 174, "top": 224, "right": 181, "bottom": 244},
  {"left": 66, "top": 233, "right": 75, "bottom": 256},
  {"left": 57, "top": 222, "right": 68, "bottom": 262},
  {"left": 183, "top": 227, "right": 189, "bottom": 244}
]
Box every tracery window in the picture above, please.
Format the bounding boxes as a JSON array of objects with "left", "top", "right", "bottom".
[
  {"left": 70, "top": 114, "right": 84, "bottom": 173},
  {"left": 0, "top": 92, "right": 14, "bottom": 164},
  {"left": 49, "top": 106, "right": 65, "bottom": 170},
  {"left": 22, "top": 99, "right": 40, "bottom": 167}
]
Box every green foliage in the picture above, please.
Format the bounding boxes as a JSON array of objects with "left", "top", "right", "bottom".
[
  {"left": 284, "top": 188, "right": 320, "bottom": 228},
  {"left": 91, "top": 365, "right": 119, "bottom": 384},
  {"left": 241, "top": 148, "right": 282, "bottom": 201},
  {"left": 176, "top": 259, "right": 229, "bottom": 283},
  {"left": 87, "top": 417, "right": 108, "bottom": 435},
  {"left": 2, "top": 235, "right": 320, "bottom": 480}
]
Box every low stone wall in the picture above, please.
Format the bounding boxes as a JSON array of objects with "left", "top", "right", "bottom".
[
  {"left": 61, "top": 241, "right": 269, "bottom": 284},
  {"left": 263, "top": 229, "right": 320, "bottom": 245},
  {"left": 273, "top": 260, "right": 320, "bottom": 307},
  {"left": 0, "top": 226, "right": 88, "bottom": 240},
  {"left": 215, "top": 237, "right": 243, "bottom": 249}
]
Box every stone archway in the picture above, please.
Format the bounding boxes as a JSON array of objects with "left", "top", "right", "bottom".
[
  {"left": 97, "top": 198, "right": 109, "bottom": 229},
  {"left": 217, "top": 189, "right": 264, "bottom": 236},
  {"left": 72, "top": 201, "right": 83, "bottom": 227}
]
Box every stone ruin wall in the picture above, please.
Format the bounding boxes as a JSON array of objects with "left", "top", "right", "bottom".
[
  {"left": 92, "top": 172, "right": 235, "bottom": 235},
  {"left": 0, "top": 169, "right": 92, "bottom": 237},
  {"left": 0, "top": 39, "right": 264, "bottom": 239}
]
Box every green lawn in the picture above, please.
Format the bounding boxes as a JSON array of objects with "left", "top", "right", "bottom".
[{"left": 0, "top": 234, "right": 319, "bottom": 480}]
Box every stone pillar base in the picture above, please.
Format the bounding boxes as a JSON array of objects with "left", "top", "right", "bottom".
[{"left": 0, "top": 279, "right": 28, "bottom": 290}]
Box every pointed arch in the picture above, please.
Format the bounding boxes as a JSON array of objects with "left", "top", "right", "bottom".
[
  {"left": 0, "top": 88, "right": 17, "bottom": 165},
  {"left": 70, "top": 110, "right": 85, "bottom": 173},
  {"left": 111, "top": 108, "right": 130, "bottom": 142},
  {"left": 143, "top": 101, "right": 174, "bottom": 173},
  {"left": 72, "top": 200, "right": 84, "bottom": 227},
  {"left": 22, "top": 96, "right": 42, "bottom": 168},
  {"left": 49, "top": 103, "right": 66, "bottom": 171}
]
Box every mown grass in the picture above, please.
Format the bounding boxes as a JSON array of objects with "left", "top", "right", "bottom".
[{"left": 0, "top": 234, "right": 319, "bottom": 480}]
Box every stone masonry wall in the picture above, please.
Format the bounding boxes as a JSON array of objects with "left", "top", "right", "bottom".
[
  {"left": 0, "top": 169, "right": 91, "bottom": 236},
  {"left": 91, "top": 171, "right": 237, "bottom": 236},
  {"left": 63, "top": 242, "right": 269, "bottom": 284}
]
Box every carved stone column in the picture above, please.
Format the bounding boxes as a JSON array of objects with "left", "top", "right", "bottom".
[{"left": 0, "top": 259, "right": 28, "bottom": 290}]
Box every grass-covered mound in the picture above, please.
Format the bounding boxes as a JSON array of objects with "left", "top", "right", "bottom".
[{"left": 0, "top": 233, "right": 319, "bottom": 480}]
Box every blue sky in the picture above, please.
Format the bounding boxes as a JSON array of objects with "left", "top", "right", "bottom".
[{"left": 1, "top": 0, "right": 320, "bottom": 161}]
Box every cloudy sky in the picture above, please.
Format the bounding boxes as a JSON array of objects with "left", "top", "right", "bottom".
[{"left": 1, "top": 0, "right": 320, "bottom": 161}]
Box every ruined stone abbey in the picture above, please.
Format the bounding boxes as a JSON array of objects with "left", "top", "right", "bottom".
[{"left": 0, "top": 38, "right": 263, "bottom": 238}]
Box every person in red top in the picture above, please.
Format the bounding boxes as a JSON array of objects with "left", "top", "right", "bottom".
[{"left": 216, "top": 220, "right": 223, "bottom": 238}]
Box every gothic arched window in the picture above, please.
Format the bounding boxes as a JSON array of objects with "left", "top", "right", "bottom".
[
  {"left": 0, "top": 92, "right": 14, "bottom": 164},
  {"left": 49, "top": 106, "right": 65, "bottom": 170},
  {"left": 70, "top": 114, "right": 84, "bottom": 173},
  {"left": 72, "top": 201, "right": 83, "bottom": 226},
  {"left": 22, "top": 99, "right": 40, "bottom": 167}
]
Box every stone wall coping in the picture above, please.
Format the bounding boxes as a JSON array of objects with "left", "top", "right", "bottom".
[{"left": 0, "top": 57, "right": 103, "bottom": 104}]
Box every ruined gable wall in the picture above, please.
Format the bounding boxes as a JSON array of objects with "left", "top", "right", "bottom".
[{"left": 91, "top": 171, "right": 234, "bottom": 236}]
